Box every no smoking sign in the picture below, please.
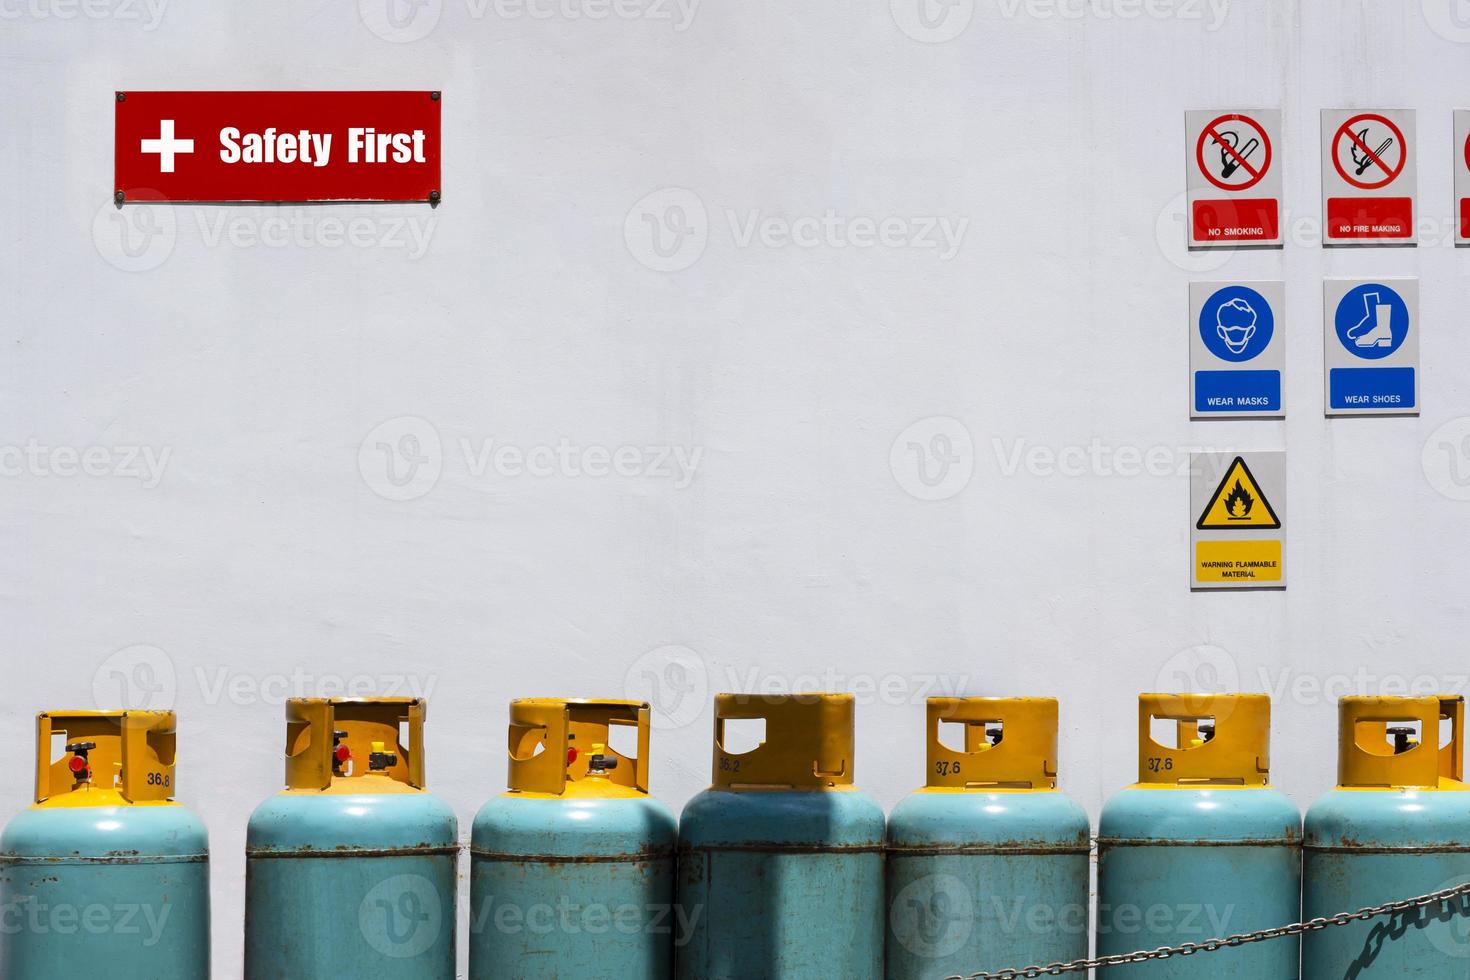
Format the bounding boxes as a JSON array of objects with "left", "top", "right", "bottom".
[
  {"left": 1184, "top": 109, "right": 1282, "bottom": 249},
  {"left": 1320, "top": 109, "right": 1416, "bottom": 245}
]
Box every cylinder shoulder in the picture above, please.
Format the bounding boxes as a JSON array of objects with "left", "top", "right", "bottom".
[
  {"left": 1099, "top": 786, "right": 1300, "bottom": 843},
  {"left": 679, "top": 787, "right": 885, "bottom": 847},
  {"left": 1306, "top": 788, "right": 1470, "bottom": 849},
  {"left": 2, "top": 803, "right": 209, "bottom": 859},
  {"left": 472, "top": 793, "right": 676, "bottom": 857},
  {"left": 887, "top": 789, "right": 1090, "bottom": 849},
  {"left": 247, "top": 789, "right": 457, "bottom": 852}
]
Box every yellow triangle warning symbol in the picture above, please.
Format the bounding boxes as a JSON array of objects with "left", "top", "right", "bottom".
[{"left": 1197, "top": 456, "right": 1281, "bottom": 530}]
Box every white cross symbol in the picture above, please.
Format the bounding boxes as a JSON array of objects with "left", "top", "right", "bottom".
[{"left": 140, "top": 119, "right": 195, "bottom": 173}]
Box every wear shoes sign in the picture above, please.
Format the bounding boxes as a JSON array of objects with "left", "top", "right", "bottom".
[{"left": 1323, "top": 279, "right": 1419, "bottom": 417}]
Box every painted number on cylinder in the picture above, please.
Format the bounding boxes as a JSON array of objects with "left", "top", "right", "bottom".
[
  {"left": 147, "top": 771, "right": 171, "bottom": 787},
  {"left": 718, "top": 756, "right": 741, "bottom": 773},
  {"left": 935, "top": 761, "right": 962, "bottom": 776},
  {"left": 1146, "top": 758, "right": 1174, "bottom": 773}
]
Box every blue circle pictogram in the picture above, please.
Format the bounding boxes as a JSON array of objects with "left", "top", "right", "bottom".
[
  {"left": 1199, "top": 285, "right": 1273, "bottom": 363},
  {"left": 1333, "top": 283, "right": 1408, "bottom": 360}
]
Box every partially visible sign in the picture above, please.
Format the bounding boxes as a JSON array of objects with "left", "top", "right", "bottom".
[
  {"left": 1323, "top": 278, "right": 1419, "bottom": 417},
  {"left": 1320, "top": 109, "right": 1416, "bottom": 245},
  {"left": 1190, "top": 452, "right": 1286, "bottom": 591},
  {"left": 1189, "top": 281, "right": 1285, "bottom": 420},
  {"left": 115, "top": 91, "right": 441, "bottom": 205},
  {"left": 1185, "top": 110, "right": 1283, "bottom": 249},
  {"left": 1456, "top": 110, "right": 1470, "bottom": 247}
]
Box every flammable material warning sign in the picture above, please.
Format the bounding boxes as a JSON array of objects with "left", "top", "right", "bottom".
[{"left": 1190, "top": 451, "right": 1286, "bottom": 591}]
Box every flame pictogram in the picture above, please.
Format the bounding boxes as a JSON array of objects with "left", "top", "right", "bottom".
[
  {"left": 1224, "top": 479, "right": 1254, "bottom": 518},
  {"left": 1196, "top": 456, "right": 1280, "bottom": 532}
]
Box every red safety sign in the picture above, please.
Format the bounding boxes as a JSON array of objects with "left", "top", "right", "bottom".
[
  {"left": 1184, "top": 110, "right": 1282, "bottom": 248},
  {"left": 1320, "top": 109, "right": 1415, "bottom": 244},
  {"left": 1458, "top": 111, "right": 1470, "bottom": 246},
  {"left": 1463, "top": 130, "right": 1470, "bottom": 242},
  {"left": 115, "top": 91, "right": 441, "bottom": 205}
]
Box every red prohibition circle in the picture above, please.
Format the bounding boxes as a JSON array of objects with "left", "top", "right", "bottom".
[
  {"left": 1195, "top": 113, "right": 1272, "bottom": 192},
  {"left": 1332, "top": 113, "right": 1407, "bottom": 190},
  {"left": 1463, "top": 130, "right": 1470, "bottom": 174}
]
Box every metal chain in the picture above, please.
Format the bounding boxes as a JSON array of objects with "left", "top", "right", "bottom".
[{"left": 946, "top": 879, "right": 1470, "bottom": 980}]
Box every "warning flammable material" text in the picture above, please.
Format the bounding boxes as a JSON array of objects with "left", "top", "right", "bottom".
[{"left": 1199, "top": 558, "right": 1280, "bottom": 579}]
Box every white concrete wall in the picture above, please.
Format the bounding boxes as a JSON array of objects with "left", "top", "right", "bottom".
[{"left": 4, "top": 0, "right": 1470, "bottom": 974}]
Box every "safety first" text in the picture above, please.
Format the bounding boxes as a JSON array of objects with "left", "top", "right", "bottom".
[{"left": 218, "top": 127, "right": 428, "bottom": 167}]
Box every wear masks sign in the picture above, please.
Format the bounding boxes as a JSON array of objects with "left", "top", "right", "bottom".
[{"left": 1189, "top": 281, "right": 1285, "bottom": 420}]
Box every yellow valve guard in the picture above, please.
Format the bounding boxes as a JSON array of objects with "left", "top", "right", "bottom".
[
  {"left": 1135, "top": 692, "right": 1271, "bottom": 786},
  {"left": 34, "top": 709, "right": 178, "bottom": 807},
  {"left": 926, "top": 696, "right": 1059, "bottom": 790},
  {"left": 506, "top": 698, "right": 651, "bottom": 796},
  {"left": 1336, "top": 695, "right": 1466, "bottom": 790},
  {"left": 284, "top": 697, "right": 426, "bottom": 792},
  {"left": 711, "top": 692, "right": 855, "bottom": 790}
]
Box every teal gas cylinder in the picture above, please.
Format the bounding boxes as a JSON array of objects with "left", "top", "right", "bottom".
[
  {"left": 469, "top": 698, "right": 678, "bottom": 979},
  {"left": 676, "top": 692, "right": 885, "bottom": 980},
  {"left": 1097, "top": 693, "right": 1301, "bottom": 978},
  {"left": 244, "top": 697, "right": 457, "bottom": 980},
  {"left": 0, "top": 710, "right": 209, "bottom": 979},
  {"left": 1304, "top": 695, "right": 1470, "bottom": 977},
  {"left": 885, "top": 697, "right": 1090, "bottom": 979}
]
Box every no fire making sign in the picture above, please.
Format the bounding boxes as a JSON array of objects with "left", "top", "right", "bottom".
[
  {"left": 1320, "top": 108, "right": 1416, "bottom": 245},
  {"left": 1190, "top": 451, "right": 1286, "bottom": 591}
]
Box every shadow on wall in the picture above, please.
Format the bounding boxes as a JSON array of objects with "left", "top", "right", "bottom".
[{"left": 1344, "top": 895, "right": 1470, "bottom": 980}]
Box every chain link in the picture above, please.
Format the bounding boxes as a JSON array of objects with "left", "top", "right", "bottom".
[{"left": 946, "top": 879, "right": 1470, "bottom": 980}]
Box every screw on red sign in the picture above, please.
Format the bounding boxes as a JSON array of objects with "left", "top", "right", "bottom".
[
  {"left": 1331, "top": 113, "right": 1406, "bottom": 191},
  {"left": 1195, "top": 113, "right": 1272, "bottom": 192},
  {"left": 115, "top": 91, "right": 442, "bottom": 205}
]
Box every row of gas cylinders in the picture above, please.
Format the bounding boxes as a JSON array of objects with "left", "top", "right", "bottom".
[{"left": 2, "top": 692, "right": 1469, "bottom": 979}]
